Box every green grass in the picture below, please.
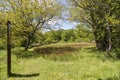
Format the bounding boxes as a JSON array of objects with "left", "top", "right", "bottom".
[{"left": 0, "top": 43, "right": 120, "bottom": 80}]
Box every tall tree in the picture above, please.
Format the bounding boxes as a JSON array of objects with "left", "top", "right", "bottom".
[
  {"left": 70, "top": 0, "right": 120, "bottom": 51},
  {"left": 0, "top": 0, "right": 62, "bottom": 50}
]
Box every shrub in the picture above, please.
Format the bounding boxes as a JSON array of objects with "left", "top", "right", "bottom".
[{"left": 0, "top": 40, "right": 6, "bottom": 50}]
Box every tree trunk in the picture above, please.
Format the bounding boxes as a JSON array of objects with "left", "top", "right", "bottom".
[
  {"left": 93, "top": 31, "right": 106, "bottom": 51},
  {"left": 24, "top": 30, "right": 36, "bottom": 51},
  {"left": 106, "top": 26, "right": 112, "bottom": 56},
  {"left": 94, "top": 32, "right": 100, "bottom": 50},
  {"left": 108, "top": 26, "right": 112, "bottom": 51},
  {"left": 24, "top": 37, "right": 31, "bottom": 51}
]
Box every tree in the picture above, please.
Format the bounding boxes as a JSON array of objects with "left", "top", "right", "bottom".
[
  {"left": 0, "top": 11, "right": 7, "bottom": 49},
  {"left": 107, "top": 0, "right": 120, "bottom": 49},
  {"left": 1, "top": 0, "right": 62, "bottom": 50},
  {"left": 74, "top": 24, "right": 94, "bottom": 42},
  {"left": 70, "top": 0, "right": 120, "bottom": 51},
  {"left": 61, "top": 29, "right": 75, "bottom": 42}
]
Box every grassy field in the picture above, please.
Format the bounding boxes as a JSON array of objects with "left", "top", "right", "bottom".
[{"left": 0, "top": 43, "right": 120, "bottom": 80}]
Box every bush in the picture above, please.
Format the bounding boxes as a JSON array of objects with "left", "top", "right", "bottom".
[
  {"left": 20, "top": 39, "right": 26, "bottom": 47},
  {"left": 0, "top": 43, "right": 6, "bottom": 50},
  {"left": 0, "top": 37, "right": 17, "bottom": 50},
  {"left": 0, "top": 40, "right": 6, "bottom": 50}
]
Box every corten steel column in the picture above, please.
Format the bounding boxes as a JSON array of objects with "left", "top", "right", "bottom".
[{"left": 7, "top": 21, "right": 11, "bottom": 77}]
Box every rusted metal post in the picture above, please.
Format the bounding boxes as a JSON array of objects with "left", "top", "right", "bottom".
[{"left": 7, "top": 20, "right": 11, "bottom": 77}]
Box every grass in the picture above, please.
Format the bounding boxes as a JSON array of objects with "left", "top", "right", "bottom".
[{"left": 0, "top": 43, "right": 120, "bottom": 80}]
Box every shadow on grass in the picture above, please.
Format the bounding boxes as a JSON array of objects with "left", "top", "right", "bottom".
[
  {"left": 105, "top": 77, "right": 120, "bottom": 80},
  {"left": 12, "top": 46, "right": 81, "bottom": 61},
  {"left": 84, "top": 47, "right": 99, "bottom": 53},
  {"left": 12, "top": 50, "right": 39, "bottom": 59},
  {"left": 10, "top": 73, "right": 39, "bottom": 78},
  {"left": 83, "top": 47, "right": 108, "bottom": 61},
  {"left": 12, "top": 43, "right": 95, "bottom": 61},
  {"left": 84, "top": 47, "right": 120, "bottom": 61},
  {"left": 12, "top": 46, "right": 81, "bottom": 58},
  {"left": 34, "top": 46, "right": 81, "bottom": 61},
  {"left": 34, "top": 46, "right": 78, "bottom": 54},
  {"left": 113, "top": 48, "right": 120, "bottom": 59},
  {"left": 98, "top": 76, "right": 120, "bottom": 80}
]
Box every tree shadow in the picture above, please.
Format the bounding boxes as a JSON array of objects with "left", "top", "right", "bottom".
[
  {"left": 33, "top": 46, "right": 81, "bottom": 61},
  {"left": 12, "top": 46, "right": 81, "bottom": 62},
  {"left": 12, "top": 49, "right": 39, "bottom": 59},
  {"left": 83, "top": 47, "right": 108, "bottom": 61},
  {"left": 84, "top": 47, "right": 120, "bottom": 61},
  {"left": 12, "top": 46, "right": 81, "bottom": 59},
  {"left": 83, "top": 47, "right": 104, "bottom": 55},
  {"left": 34, "top": 46, "right": 77, "bottom": 54},
  {"left": 12, "top": 43, "right": 95, "bottom": 59},
  {"left": 84, "top": 47, "right": 99, "bottom": 52},
  {"left": 105, "top": 77, "right": 119, "bottom": 80},
  {"left": 113, "top": 48, "right": 120, "bottom": 59},
  {"left": 98, "top": 77, "right": 120, "bottom": 80},
  {"left": 10, "top": 73, "right": 39, "bottom": 78}
]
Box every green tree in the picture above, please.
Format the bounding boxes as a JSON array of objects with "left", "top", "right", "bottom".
[
  {"left": 70, "top": 0, "right": 120, "bottom": 51},
  {"left": 0, "top": 11, "right": 7, "bottom": 49},
  {"left": 0, "top": 0, "right": 62, "bottom": 50},
  {"left": 61, "top": 29, "right": 75, "bottom": 42},
  {"left": 44, "top": 29, "right": 63, "bottom": 44},
  {"left": 74, "top": 24, "right": 93, "bottom": 42}
]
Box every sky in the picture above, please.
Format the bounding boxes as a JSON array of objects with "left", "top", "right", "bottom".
[
  {"left": 52, "top": 19, "right": 78, "bottom": 30},
  {"left": 49, "top": 0, "right": 79, "bottom": 30}
]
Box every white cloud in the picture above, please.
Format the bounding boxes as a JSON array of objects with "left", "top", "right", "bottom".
[{"left": 48, "top": 19, "right": 58, "bottom": 25}]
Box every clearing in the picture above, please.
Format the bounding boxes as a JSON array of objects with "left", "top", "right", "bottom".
[{"left": 0, "top": 43, "right": 120, "bottom": 80}]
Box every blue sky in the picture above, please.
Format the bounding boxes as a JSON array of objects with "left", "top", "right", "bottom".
[
  {"left": 53, "top": 19, "right": 78, "bottom": 30},
  {"left": 44, "top": 0, "right": 78, "bottom": 31},
  {"left": 53, "top": 0, "right": 78, "bottom": 30}
]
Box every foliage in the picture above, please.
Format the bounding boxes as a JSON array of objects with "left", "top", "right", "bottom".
[
  {"left": 74, "top": 24, "right": 94, "bottom": 42},
  {"left": 0, "top": 0, "right": 62, "bottom": 50},
  {"left": 40, "top": 27, "right": 93, "bottom": 45},
  {"left": 0, "top": 38, "right": 6, "bottom": 50},
  {"left": 70, "top": 0, "right": 120, "bottom": 51}
]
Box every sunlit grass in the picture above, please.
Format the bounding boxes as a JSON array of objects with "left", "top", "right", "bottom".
[{"left": 0, "top": 43, "right": 120, "bottom": 80}]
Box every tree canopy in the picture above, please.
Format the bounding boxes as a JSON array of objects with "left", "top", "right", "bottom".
[
  {"left": 0, "top": 0, "right": 62, "bottom": 50},
  {"left": 69, "top": 0, "right": 120, "bottom": 51}
]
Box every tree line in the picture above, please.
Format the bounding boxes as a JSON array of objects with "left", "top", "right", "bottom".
[
  {"left": 0, "top": 24, "right": 93, "bottom": 50},
  {"left": 0, "top": 0, "right": 120, "bottom": 52},
  {"left": 31, "top": 26, "right": 93, "bottom": 45}
]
